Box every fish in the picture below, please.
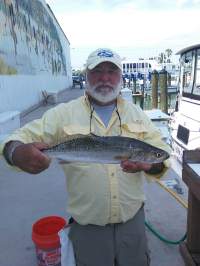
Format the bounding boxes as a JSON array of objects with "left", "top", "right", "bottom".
[{"left": 43, "top": 134, "right": 169, "bottom": 164}]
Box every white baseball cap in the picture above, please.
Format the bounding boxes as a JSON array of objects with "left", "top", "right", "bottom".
[{"left": 86, "top": 48, "right": 122, "bottom": 70}]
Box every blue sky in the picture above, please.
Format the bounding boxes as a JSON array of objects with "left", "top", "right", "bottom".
[{"left": 46, "top": 0, "right": 200, "bottom": 69}]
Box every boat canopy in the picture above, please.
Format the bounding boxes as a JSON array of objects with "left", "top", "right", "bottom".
[{"left": 176, "top": 44, "right": 200, "bottom": 55}]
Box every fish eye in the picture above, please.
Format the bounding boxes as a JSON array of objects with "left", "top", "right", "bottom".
[{"left": 155, "top": 152, "right": 162, "bottom": 158}]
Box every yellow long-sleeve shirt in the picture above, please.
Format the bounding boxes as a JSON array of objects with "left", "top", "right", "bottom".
[{"left": 0, "top": 96, "right": 171, "bottom": 225}]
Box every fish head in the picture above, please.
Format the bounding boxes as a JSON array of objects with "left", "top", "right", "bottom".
[
  {"left": 129, "top": 146, "right": 169, "bottom": 164},
  {"left": 143, "top": 148, "right": 170, "bottom": 164}
]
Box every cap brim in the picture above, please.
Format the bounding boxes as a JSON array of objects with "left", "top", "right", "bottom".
[{"left": 87, "top": 58, "right": 122, "bottom": 70}]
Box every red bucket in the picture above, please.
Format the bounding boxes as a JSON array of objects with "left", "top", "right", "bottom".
[{"left": 32, "top": 216, "right": 67, "bottom": 266}]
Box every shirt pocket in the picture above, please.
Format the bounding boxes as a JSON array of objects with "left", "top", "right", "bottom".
[
  {"left": 56, "top": 124, "right": 90, "bottom": 145},
  {"left": 63, "top": 124, "right": 90, "bottom": 136},
  {"left": 122, "top": 122, "right": 148, "bottom": 140}
]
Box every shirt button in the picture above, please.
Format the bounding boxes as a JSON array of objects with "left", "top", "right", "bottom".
[
  {"left": 113, "top": 214, "right": 117, "bottom": 217},
  {"left": 111, "top": 173, "right": 114, "bottom": 177},
  {"left": 113, "top": 195, "right": 117, "bottom": 199}
]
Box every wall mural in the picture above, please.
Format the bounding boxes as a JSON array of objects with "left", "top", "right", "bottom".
[{"left": 0, "top": 0, "right": 67, "bottom": 75}]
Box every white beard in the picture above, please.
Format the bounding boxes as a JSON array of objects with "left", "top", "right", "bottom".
[{"left": 86, "top": 81, "right": 122, "bottom": 104}]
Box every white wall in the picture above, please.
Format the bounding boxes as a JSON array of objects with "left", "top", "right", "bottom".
[
  {"left": 0, "top": 0, "right": 72, "bottom": 113},
  {"left": 0, "top": 75, "right": 72, "bottom": 112}
]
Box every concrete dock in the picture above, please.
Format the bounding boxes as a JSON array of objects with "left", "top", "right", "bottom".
[{"left": 0, "top": 87, "right": 187, "bottom": 266}]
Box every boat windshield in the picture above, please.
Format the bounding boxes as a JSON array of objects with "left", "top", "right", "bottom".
[
  {"left": 181, "top": 49, "right": 200, "bottom": 100},
  {"left": 181, "top": 51, "right": 194, "bottom": 95},
  {"left": 193, "top": 49, "right": 200, "bottom": 97}
]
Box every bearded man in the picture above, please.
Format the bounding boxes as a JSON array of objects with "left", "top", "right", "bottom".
[{"left": 1, "top": 48, "right": 171, "bottom": 266}]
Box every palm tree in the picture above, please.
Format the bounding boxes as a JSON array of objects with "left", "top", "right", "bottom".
[
  {"left": 165, "top": 49, "right": 173, "bottom": 63},
  {"left": 158, "top": 52, "right": 165, "bottom": 64}
]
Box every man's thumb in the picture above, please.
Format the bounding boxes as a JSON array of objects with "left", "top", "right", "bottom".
[{"left": 33, "top": 142, "right": 49, "bottom": 150}]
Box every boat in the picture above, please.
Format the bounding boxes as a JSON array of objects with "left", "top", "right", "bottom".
[{"left": 170, "top": 44, "right": 200, "bottom": 162}]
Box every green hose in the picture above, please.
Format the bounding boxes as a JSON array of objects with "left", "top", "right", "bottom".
[
  {"left": 145, "top": 220, "right": 187, "bottom": 245},
  {"left": 145, "top": 177, "right": 188, "bottom": 245}
]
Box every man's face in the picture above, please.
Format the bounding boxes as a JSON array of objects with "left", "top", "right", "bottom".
[{"left": 86, "top": 62, "right": 122, "bottom": 104}]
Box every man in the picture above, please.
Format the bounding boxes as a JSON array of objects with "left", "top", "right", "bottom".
[{"left": 1, "top": 48, "right": 171, "bottom": 266}]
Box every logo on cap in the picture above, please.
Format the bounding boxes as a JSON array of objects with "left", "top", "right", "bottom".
[{"left": 97, "top": 49, "right": 113, "bottom": 58}]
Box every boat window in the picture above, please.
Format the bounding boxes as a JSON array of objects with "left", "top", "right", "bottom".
[
  {"left": 181, "top": 51, "right": 194, "bottom": 95},
  {"left": 193, "top": 49, "right": 200, "bottom": 97}
]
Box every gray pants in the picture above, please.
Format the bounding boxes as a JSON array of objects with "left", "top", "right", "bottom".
[{"left": 69, "top": 207, "right": 150, "bottom": 266}]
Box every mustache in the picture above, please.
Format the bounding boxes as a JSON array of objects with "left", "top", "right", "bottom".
[{"left": 94, "top": 84, "right": 114, "bottom": 90}]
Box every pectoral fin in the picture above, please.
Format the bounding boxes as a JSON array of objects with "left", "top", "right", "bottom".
[{"left": 114, "top": 155, "right": 131, "bottom": 161}]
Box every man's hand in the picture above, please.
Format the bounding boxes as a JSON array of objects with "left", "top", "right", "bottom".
[
  {"left": 121, "top": 160, "right": 152, "bottom": 173},
  {"left": 12, "top": 142, "right": 51, "bottom": 174},
  {"left": 121, "top": 160, "right": 164, "bottom": 174}
]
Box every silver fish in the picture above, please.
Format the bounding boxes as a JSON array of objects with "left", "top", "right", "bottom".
[{"left": 43, "top": 134, "right": 169, "bottom": 164}]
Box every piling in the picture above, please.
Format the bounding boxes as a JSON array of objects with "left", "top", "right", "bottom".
[
  {"left": 133, "top": 79, "right": 137, "bottom": 94},
  {"left": 159, "top": 69, "right": 168, "bottom": 114},
  {"left": 151, "top": 70, "right": 159, "bottom": 109},
  {"left": 167, "top": 73, "right": 171, "bottom": 87}
]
